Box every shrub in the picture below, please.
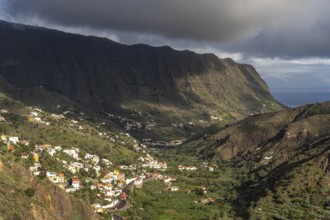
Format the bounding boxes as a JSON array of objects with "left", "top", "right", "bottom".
[
  {"left": 38, "top": 171, "right": 46, "bottom": 180},
  {"left": 24, "top": 188, "right": 35, "bottom": 197}
]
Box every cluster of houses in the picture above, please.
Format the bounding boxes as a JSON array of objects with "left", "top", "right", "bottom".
[
  {"left": 150, "top": 173, "right": 178, "bottom": 191},
  {"left": 1, "top": 134, "right": 30, "bottom": 153},
  {"left": 0, "top": 105, "right": 219, "bottom": 216},
  {"left": 9, "top": 137, "right": 173, "bottom": 213},
  {"left": 210, "top": 115, "right": 223, "bottom": 122},
  {"left": 107, "top": 111, "right": 158, "bottom": 133},
  {"left": 22, "top": 143, "right": 130, "bottom": 212},
  {"left": 1, "top": 130, "right": 217, "bottom": 217},
  {"left": 178, "top": 163, "right": 216, "bottom": 172},
  {"left": 27, "top": 109, "right": 53, "bottom": 126},
  {"left": 178, "top": 165, "right": 198, "bottom": 171},
  {"left": 27, "top": 107, "right": 140, "bottom": 150}
]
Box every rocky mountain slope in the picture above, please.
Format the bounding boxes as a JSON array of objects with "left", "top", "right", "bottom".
[
  {"left": 185, "top": 102, "right": 330, "bottom": 162},
  {"left": 0, "top": 159, "right": 100, "bottom": 220},
  {"left": 180, "top": 102, "right": 330, "bottom": 218},
  {"left": 0, "top": 20, "right": 283, "bottom": 140}
]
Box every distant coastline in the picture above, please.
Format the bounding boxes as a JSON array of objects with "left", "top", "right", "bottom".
[{"left": 271, "top": 88, "right": 330, "bottom": 108}]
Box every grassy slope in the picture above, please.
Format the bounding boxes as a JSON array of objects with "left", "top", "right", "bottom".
[
  {"left": 0, "top": 93, "right": 138, "bottom": 164},
  {"left": 0, "top": 93, "right": 140, "bottom": 219}
]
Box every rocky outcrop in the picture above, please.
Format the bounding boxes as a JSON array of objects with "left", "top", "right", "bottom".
[{"left": 0, "top": 159, "right": 100, "bottom": 220}]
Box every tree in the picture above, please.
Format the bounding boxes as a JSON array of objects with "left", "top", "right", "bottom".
[
  {"left": 38, "top": 171, "right": 46, "bottom": 180},
  {"left": 194, "top": 187, "right": 204, "bottom": 196},
  {"left": 79, "top": 168, "right": 88, "bottom": 177}
]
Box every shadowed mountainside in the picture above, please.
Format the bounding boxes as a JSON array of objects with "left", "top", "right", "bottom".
[{"left": 0, "top": 20, "right": 283, "bottom": 139}]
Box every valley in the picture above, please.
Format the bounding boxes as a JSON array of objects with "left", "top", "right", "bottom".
[
  {"left": 1, "top": 80, "right": 329, "bottom": 219},
  {"left": 0, "top": 92, "right": 237, "bottom": 219},
  {"left": 0, "top": 20, "right": 329, "bottom": 220}
]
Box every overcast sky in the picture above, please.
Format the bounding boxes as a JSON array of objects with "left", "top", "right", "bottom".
[{"left": 1, "top": 0, "right": 330, "bottom": 91}]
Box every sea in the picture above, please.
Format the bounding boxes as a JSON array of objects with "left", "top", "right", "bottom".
[{"left": 271, "top": 89, "right": 330, "bottom": 108}]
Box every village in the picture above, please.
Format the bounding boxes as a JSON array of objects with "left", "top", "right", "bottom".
[{"left": 0, "top": 106, "right": 217, "bottom": 217}]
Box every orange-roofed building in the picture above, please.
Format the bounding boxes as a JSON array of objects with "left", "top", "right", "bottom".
[
  {"left": 72, "top": 176, "right": 80, "bottom": 189},
  {"left": 120, "top": 192, "right": 127, "bottom": 200},
  {"left": 7, "top": 145, "right": 15, "bottom": 152}
]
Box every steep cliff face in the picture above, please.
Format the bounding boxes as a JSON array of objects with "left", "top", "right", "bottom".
[
  {"left": 0, "top": 159, "right": 100, "bottom": 220},
  {"left": 0, "top": 20, "right": 283, "bottom": 139}
]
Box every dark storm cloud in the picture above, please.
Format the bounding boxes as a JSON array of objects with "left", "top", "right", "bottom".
[
  {"left": 1, "top": 0, "right": 302, "bottom": 42},
  {"left": 226, "top": 20, "right": 330, "bottom": 59},
  {"left": 1, "top": 0, "right": 330, "bottom": 59}
]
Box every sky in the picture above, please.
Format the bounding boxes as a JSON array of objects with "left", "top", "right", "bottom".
[{"left": 1, "top": 0, "right": 330, "bottom": 92}]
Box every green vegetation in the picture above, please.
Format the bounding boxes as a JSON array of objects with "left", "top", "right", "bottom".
[
  {"left": 24, "top": 187, "right": 35, "bottom": 197},
  {"left": 126, "top": 181, "right": 223, "bottom": 220},
  {"left": 121, "top": 147, "right": 240, "bottom": 219},
  {"left": 0, "top": 74, "right": 330, "bottom": 219},
  {"left": 176, "top": 101, "right": 330, "bottom": 219}
]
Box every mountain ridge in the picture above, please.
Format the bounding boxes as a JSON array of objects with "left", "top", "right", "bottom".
[{"left": 0, "top": 20, "right": 283, "bottom": 139}]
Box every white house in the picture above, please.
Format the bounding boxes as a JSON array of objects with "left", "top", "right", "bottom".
[
  {"left": 0, "top": 109, "right": 8, "bottom": 113},
  {"left": 171, "top": 186, "right": 179, "bottom": 192},
  {"left": 101, "top": 159, "right": 112, "bottom": 166},
  {"left": 47, "top": 149, "right": 57, "bottom": 157},
  {"left": 70, "top": 162, "right": 84, "bottom": 172},
  {"left": 8, "top": 136, "right": 19, "bottom": 144},
  {"left": 0, "top": 116, "right": 5, "bottom": 122},
  {"left": 63, "top": 148, "right": 80, "bottom": 159},
  {"left": 134, "top": 177, "right": 143, "bottom": 188},
  {"left": 46, "top": 171, "right": 57, "bottom": 177},
  {"left": 66, "top": 187, "right": 77, "bottom": 193},
  {"left": 34, "top": 117, "right": 42, "bottom": 123},
  {"left": 51, "top": 114, "right": 65, "bottom": 120},
  {"left": 164, "top": 177, "right": 176, "bottom": 184},
  {"left": 54, "top": 146, "right": 62, "bottom": 151},
  {"left": 85, "top": 153, "right": 94, "bottom": 159},
  {"left": 30, "top": 112, "right": 38, "bottom": 117},
  {"left": 71, "top": 176, "right": 80, "bottom": 189},
  {"left": 93, "top": 165, "right": 101, "bottom": 174},
  {"left": 1, "top": 135, "right": 7, "bottom": 142}
]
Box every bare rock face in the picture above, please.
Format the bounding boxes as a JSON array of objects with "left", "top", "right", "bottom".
[
  {"left": 32, "top": 183, "right": 99, "bottom": 220},
  {"left": 0, "top": 160, "right": 100, "bottom": 220}
]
